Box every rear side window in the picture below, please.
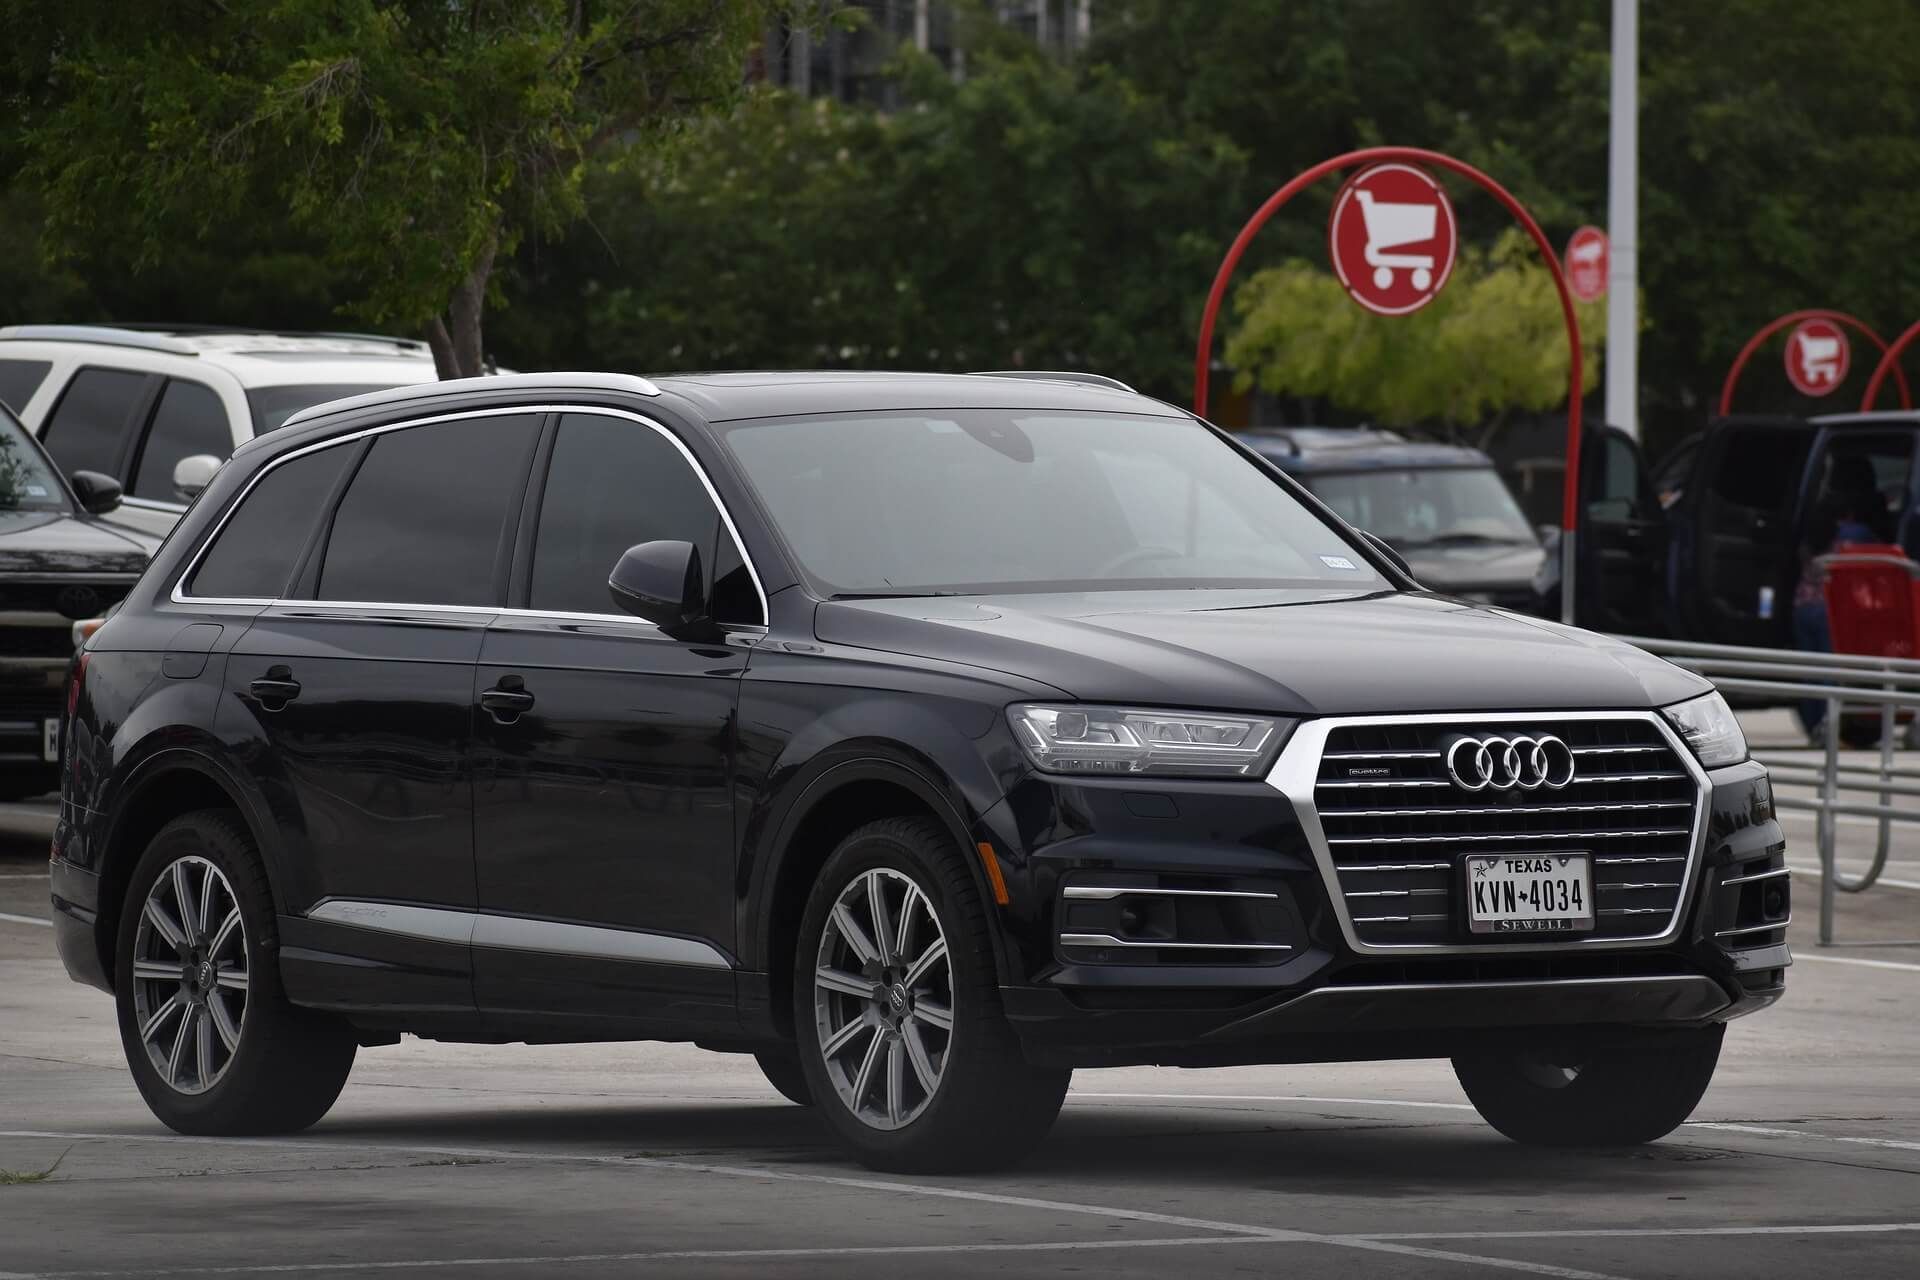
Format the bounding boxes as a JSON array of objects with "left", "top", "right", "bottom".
[
  {"left": 188, "top": 446, "right": 354, "bottom": 599},
  {"left": 43, "top": 367, "right": 150, "bottom": 478},
  {"left": 0, "top": 359, "right": 51, "bottom": 415},
  {"left": 528, "top": 412, "right": 742, "bottom": 617},
  {"left": 317, "top": 414, "right": 541, "bottom": 606},
  {"left": 132, "top": 379, "right": 230, "bottom": 501}
]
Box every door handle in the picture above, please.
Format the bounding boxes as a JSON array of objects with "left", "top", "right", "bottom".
[
  {"left": 481, "top": 675, "right": 535, "bottom": 723},
  {"left": 250, "top": 666, "right": 301, "bottom": 710}
]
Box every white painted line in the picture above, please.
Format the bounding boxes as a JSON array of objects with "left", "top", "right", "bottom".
[
  {"left": 1077, "top": 1091, "right": 1475, "bottom": 1111},
  {"left": 0, "top": 910, "right": 51, "bottom": 928},
  {"left": 1795, "top": 952, "right": 1920, "bottom": 973},
  {"left": 0, "top": 871, "right": 50, "bottom": 880},
  {"left": 1688, "top": 1122, "right": 1920, "bottom": 1154},
  {"left": 0, "top": 1129, "right": 1626, "bottom": 1280},
  {"left": 1360, "top": 1222, "right": 1920, "bottom": 1241}
]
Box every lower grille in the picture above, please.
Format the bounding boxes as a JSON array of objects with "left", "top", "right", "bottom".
[{"left": 1286, "top": 714, "right": 1704, "bottom": 949}]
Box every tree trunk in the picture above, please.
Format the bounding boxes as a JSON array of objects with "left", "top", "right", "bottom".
[{"left": 423, "top": 230, "right": 500, "bottom": 380}]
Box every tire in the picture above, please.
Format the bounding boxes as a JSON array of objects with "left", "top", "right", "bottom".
[
  {"left": 754, "top": 1048, "right": 815, "bottom": 1106},
  {"left": 114, "top": 811, "right": 357, "bottom": 1135},
  {"left": 1453, "top": 1024, "right": 1725, "bottom": 1147},
  {"left": 793, "top": 816, "right": 1069, "bottom": 1173}
]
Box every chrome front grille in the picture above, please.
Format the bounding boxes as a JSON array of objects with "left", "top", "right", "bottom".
[{"left": 1284, "top": 714, "right": 1704, "bottom": 950}]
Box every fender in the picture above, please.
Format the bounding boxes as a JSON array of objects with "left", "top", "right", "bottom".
[{"left": 102, "top": 740, "right": 287, "bottom": 912}]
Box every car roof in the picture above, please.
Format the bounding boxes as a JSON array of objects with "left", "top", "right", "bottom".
[
  {"left": 276, "top": 369, "right": 1181, "bottom": 433},
  {"left": 1239, "top": 426, "right": 1493, "bottom": 471},
  {"left": 0, "top": 324, "right": 439, "bottom": 387}
]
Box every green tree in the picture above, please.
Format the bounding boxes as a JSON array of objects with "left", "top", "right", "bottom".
[
  {"left": 1225, "top": 229, "right": 1603, "bottom": 430},
  {"left": 7, "top": 0, "right": 791, "bottom": 377}
]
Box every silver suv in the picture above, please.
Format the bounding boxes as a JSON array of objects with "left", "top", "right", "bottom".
[{"left": 0, "top": 325, "right": 441, "bottom": 538}]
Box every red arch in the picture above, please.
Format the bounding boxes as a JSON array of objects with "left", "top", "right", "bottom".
[
  {"left": 1192, "top": 147, "right": 1584, "bottom": 544},
  {"left": 1718, "top": 309, "right": 1910, "bottom": 415},
  {"left": 1862, "top": 318, "right": 1920, "bottom": 412}
]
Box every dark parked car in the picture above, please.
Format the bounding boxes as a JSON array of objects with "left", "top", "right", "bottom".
[
  {"left": 53, "top": 372, "right": 1787, "bottom": 1172},
  {"left": 0, "top": 401, "right": 150, "bottom": 798},
  {"left": 1242, "top": 428, "right": 1545, "bottom": 610}
]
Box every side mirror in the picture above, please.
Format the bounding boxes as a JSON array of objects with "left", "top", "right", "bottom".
[
  {"left": 172, "top": 453, "right": 222, "bottom": 502},
  {"left": 608, "top": 540, "right": 707, "bottom": 629},
  {"left": 1360, "top": 530, "right": 1417, "bottom": 583},
  {"left": 68, "top": 470, "right": 123, "bottom": 515}
]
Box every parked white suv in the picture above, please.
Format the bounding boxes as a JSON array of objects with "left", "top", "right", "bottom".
[{"left": 0, "top": 325, "right": 442, "bottom": 537}]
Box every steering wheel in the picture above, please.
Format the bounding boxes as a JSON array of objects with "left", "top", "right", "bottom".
[{"left": 1094, "top": 545, "right": 1186, "bottom": 579}]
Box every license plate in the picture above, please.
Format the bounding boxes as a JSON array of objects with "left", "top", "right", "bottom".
[
  {"left": 1465, "top": 853, "right": 1593, "bottom": 934},
  {"left": 42, "top": 718, "right": 59, "bottom": 764}
]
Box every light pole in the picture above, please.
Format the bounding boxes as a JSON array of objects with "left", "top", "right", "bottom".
[{"left": 1605, "top": 0, "right": 1639, "bottom": 439}]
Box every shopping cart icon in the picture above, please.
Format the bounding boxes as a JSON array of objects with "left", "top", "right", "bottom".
[
  {"left": 1799, "top": 334, "right": 1843, "bottom": 386},
  {"left": 1569, "top": 238, "right": 1605, "bottom": 266},
  {"left": 1355, "top": 188, "right": 1438, "bottom": 291}
]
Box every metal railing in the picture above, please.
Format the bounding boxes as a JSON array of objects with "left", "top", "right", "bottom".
[{"left": 1620, "top": 635, "right": 1920, "bottom": 946}]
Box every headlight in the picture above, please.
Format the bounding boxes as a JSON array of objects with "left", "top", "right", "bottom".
[
  {"left": 1661, "top": 691, "right": 1747, "bottom": 767},
  {"left": 1008, "top": 704, "right": 1287, "bottom": 777}
]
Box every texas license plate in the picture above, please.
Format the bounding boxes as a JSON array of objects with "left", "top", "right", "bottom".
[
  {"left": 1465, "top": 853, "right": 1593, "bottom": 934},
  {"left": 41, "top": 718, "right": 59, "bottom": 764}
]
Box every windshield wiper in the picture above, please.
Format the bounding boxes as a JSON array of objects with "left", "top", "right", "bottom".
[{"left": 1391, "top": 532, "right": 1532, "bottom": 550}]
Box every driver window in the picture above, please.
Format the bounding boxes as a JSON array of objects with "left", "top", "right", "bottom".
[
  {"left": 1588, "top": 435, "right": 1646, "bottom": 524},
  {"left": 132, "top": 378, "right": 230, "bottom": 502}
]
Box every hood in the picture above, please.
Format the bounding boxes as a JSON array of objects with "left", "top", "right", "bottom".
[
  {"left": 814, "top": 588, "right": 1710, "bottom": 716},
  {"left": 0, "top": 510, "right": 151, "bottom": 576},
  {"left": 1400, "top": 540, "right": 1545, "bottom": 593}
]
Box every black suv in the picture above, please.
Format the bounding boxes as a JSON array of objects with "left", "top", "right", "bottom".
[{"left": 53, "top": 372, "right": 1788, "bottom": 1172}]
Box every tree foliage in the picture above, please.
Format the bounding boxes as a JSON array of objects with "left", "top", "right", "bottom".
[
  {"left": 1224, "top": 230, "right": 1603, "bottom": 426},
  {"left": 8, "top": 0, "right": 784, "bottom": 376}
]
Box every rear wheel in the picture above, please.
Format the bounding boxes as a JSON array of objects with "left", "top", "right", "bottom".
[
  {"left": 794, "top": 817, "right": 1069, "bottom": 1172},
  {"left": 1453, "top": 1024, "right": 1724, "bottom": 1147},
  {"left": 115, "top": 812, "right": 357, "bottom": 1135}
]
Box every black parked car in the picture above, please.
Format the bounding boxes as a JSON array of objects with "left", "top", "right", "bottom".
[
  {"left": 53, "top": 372, "right": 1787, "bottom": 1172},
  {"left": 1242, "top": 427, "right": 1546, "bottom": 610},
  {"left": 0, "top": 402, "right": 150, "bottom": 799}
]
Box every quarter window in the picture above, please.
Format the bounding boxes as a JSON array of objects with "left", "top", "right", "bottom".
[
  {"left": 42, "top": 367, "right": 150, "bottom": 478},
  {"left": 528, "top": 412, "right": 753, "bottom": 620},
  {"left": 188, "top": 446, "right": 354, "bottom": 599},
  {"left": 132, "top": 379, "right": 230, "bottom": 501},
  {"left": 0, "top": 359, "right": 51, "bottom": 415},
  {"left": 316, "top": 414, "right": 541, "bottom": 606}
]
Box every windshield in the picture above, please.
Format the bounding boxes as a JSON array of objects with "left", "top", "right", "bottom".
[
  {"left": 1304, "top": 468, "right": 1536, "bottom": 550},
  {"left": 717, "top": 410, "right": 1388, "bottom": 596},
  {"left": 0, "top": 406, "right": 71, "bottom": 513},
  {"left": 247, "top": 384, "right": 403, "bottom": 434}
]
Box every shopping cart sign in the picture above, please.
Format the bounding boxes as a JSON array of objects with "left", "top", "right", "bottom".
[
  {"left": 1327, "top": 162, "right": 1457, "bottom": 316},
  {"left": 1785, "top": 318, "right": 1849, "bottom": 396},
  {"left": 1564, "top": 225, "right": 1608, "bottom": 302}
]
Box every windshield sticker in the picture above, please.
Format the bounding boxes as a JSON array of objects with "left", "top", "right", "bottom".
[
  {"left": 1320, "top": 554, "right": 1359, "bottom": 571},
  {"left": 24, "top": 485, "right": 47, "bottom": 497}
]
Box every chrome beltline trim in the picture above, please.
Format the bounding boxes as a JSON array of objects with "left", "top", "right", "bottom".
[
  {"left": 171, "top": 404, "right": 770, "bottom": 627},
  {"left": 1265, "top": 710, "right": 1712, "bottom": 957},
  {"left": 307, "top": 899, "right": 733, "bottom": 970}
]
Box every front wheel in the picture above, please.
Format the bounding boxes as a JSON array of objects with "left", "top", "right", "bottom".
[
  {"left": 795, "top": 817, "right": 1069, "bottom": 1172},
  {"left": 1453, "top": 1024, "right": 1725, "bottom": 1147}
]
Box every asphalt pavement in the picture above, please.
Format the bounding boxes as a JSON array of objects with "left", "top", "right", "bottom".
[{"left": 2, "top": 719, "right": 1917, "bottom": 1280}]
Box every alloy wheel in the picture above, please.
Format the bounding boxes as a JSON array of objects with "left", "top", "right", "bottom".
[
  {"left": 130, "top": 856, "right": 249, "bottom": 1095},
  {"left": 811, "top": 867, "right": 953, "bottom": 1131}
]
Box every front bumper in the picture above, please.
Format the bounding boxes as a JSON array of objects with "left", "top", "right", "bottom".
[{"left": 980, "top": 752, "right": 1786, "bottom": 1069}]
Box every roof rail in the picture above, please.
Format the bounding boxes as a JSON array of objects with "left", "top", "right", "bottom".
[
  {"left": 111, "top": 323, "right": 431, "bottom": 354},
  {"left": 972, "top": 370, "right": 1136, "bottom": 393},
  {"left": 0, "top": 324, "right": 199, "bottom": 355}
]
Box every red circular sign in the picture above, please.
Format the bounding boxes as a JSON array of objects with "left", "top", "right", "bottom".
[
  {"left": 1784, "top": 318, "right": 1850, "bottom": 396},
  {"left": 1564, "top": 226, "right": 1608, "bottom": 302},
  {"left": 1326, "top": 163, "right": 1457, "bottom": 316}
]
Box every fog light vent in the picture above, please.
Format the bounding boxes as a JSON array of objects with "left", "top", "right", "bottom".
[{"left": 1057, "top": 875, "right": 1303, "bottom": 965}]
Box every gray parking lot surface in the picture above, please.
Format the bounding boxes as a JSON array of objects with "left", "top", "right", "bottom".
[{"left": 3, "top": 754, "right": 1918, "bottom": 1280}]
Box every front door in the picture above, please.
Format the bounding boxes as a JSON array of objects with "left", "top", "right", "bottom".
[
  {"left": 1682, "top": 417, "right": 1811, "bottom": 646},
  {"left": 218, "top": 411, "right": 544, "bottom": 1014},
  {"left": 471, "top": 409, "right": 761, "bottom": 1029},
  {"left": 1574, "top": 426, "right": 1669, "bottom": 634}
]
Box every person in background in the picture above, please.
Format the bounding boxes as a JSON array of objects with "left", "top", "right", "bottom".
[{"left": 1792, "top": 456, "right": 1887, "bottom": 740}]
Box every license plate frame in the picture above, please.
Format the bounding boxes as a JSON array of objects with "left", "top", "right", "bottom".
[
  {"left": 41, "top": 718, "right": 59, "bottom": 764},
  {"left": 1464, "top": 852, "right": 1594, "bottom": 935}
]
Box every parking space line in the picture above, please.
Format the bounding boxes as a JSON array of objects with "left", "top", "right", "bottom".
[
  {"left": 1687, "top": 1122, "right": 1920, "bottom": 1153},
  {"left": 1357, "top": 1222, "right": 1920, "bottom": 1241},
  {"left": 1795, "top": 953, "right": 1920, "bottom": 973},
  {"left": 0, "top": 1129, "right": 1627, "bottom": 1280},
  {"left": 0, "top": 871, "right": 51, "bottom": 880},
  {"left": 0, "top": 910, "right": 51, "bottom": 928}
]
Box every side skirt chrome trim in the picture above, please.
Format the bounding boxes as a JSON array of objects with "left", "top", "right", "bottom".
[{"left": 306, "top": 900, "right": 732, "bottom": 970}]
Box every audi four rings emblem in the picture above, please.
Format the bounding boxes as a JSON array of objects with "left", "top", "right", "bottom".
[{"left": 1444, "top": 733, "right": 1577, "bottom": 792}]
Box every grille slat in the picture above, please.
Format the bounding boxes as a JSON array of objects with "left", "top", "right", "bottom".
[{"left": 1312, "top": 718, "right": 1701, "bottom": 947}]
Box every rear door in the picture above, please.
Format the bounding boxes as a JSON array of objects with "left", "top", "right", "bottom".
[
  {"left": 1682, "top": 417, "right": 1811, "bottom": 646},
  {"left": 1574, "top": 426, "right": 1669, "bottom": 634}
]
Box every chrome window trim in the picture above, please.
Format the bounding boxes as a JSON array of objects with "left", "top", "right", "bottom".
[
  {"left": 306, "top": 899, "right": 732, "bottom": 970},
  {"left": 170, "top": 404, "right": 770, "bottom": 628},
  {"left": 1265, "top": 710, "right": 1711, "bottom": 956}
]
